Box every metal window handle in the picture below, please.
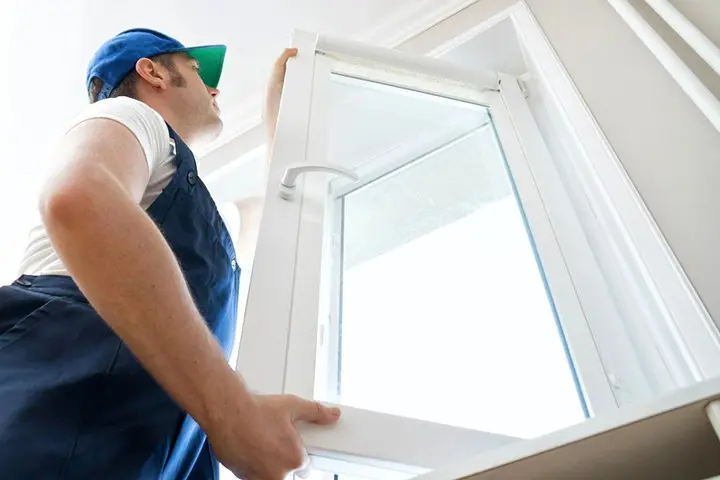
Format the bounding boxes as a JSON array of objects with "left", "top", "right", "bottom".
[{"left": 279, "top": 164, "right": 359, "bottom": 200}]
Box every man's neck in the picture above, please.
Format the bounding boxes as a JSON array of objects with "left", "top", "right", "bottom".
[{"left": 137, "top": 97, "right": 198, "bottom": 147}]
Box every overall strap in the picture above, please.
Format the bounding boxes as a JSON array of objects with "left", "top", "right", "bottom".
[{"left": 166, "top": 124, "right": 198, "bottom": 171}]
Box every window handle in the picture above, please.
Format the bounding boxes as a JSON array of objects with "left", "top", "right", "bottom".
[{"left": 279, "top": 164, "right": 359, "bottom": 200}]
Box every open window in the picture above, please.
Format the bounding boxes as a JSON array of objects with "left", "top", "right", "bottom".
[
  {"left": 235, "top": 29, "right": 620, "bottom": 475},
  {"left": 222, "top": 2, "right": 720, "bottom": 476}
]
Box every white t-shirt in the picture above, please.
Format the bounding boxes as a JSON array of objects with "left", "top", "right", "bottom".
[{"left": 19, "top": 97, "right": 177, "bottom": 276}]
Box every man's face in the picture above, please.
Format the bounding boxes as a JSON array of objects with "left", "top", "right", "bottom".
[{"left": 169, "top": 54, "right": 224, "bottom": 143}]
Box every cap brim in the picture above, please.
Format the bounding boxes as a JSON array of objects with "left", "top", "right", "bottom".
[{"left": 185, "top": 45, "right": 226, "bottom": 88}]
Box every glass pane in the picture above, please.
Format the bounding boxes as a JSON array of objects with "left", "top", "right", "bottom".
[{"left": 314, "top": 74, "right": 586, "bottom": 440}]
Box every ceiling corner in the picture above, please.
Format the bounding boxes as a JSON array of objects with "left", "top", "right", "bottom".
[{"left": 355, "top": 0, "right": 480, "bottom": 48}]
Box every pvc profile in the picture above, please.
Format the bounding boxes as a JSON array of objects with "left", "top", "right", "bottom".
[
  {"left": 607, "top": 0, "right": 720, "bottom": 134},
  {"left": 643, "top": 0, "right": 720, "bottom": 78},
  {"left": 706, "top": 400, "right": 720, "bottom": 442},
  {"left": 315, "top": 33, "right": 499, "bottom": 92}
]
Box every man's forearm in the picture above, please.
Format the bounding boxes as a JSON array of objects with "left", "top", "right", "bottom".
[
  {"left": 40, "top": 165, "right": 254, "bottom": 430},
  {"left": 263, "top": 102, "right": 279, "bottom": 170}
]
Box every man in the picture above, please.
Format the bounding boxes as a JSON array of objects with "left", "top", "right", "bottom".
[{"left": 0, "top": 28, "right": 339, "bottom": 479}]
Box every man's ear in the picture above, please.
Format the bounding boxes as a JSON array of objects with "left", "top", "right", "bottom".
[{"left": 135, "top": 58, "right": 167, "bottom": 90}]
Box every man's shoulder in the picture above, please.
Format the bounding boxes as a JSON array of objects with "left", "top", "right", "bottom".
[
  {"left": 73, "top": 97, "right": 165, "bottom": 127},
  {"left": 68, "top": 97, "right": 173, "bottom": 172},
  {"left": 67, "top": 97, "right": 170, "bottom": 149}
]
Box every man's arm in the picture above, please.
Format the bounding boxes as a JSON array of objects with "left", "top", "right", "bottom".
[
  {"left": 40, "top": 118, "right": 250, "bottom": 432},
  {"left": 263, "top": 48, "right": 298, "bottom": 167},
  {"left": 233, "top": 48, "right": 299, "bottom": 271},
  {"left": 40, "top": 116, "right": 338, "bottom": 480}
]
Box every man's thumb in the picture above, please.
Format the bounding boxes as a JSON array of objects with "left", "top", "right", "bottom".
[{"left": 292, "top": 399, "right": 341, "bottom": 425}]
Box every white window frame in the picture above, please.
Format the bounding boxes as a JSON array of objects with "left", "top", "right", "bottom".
[
  {"left": 208, "top": 0, "right": 720, "bottom": 475},
  {"left": 236, "top": 27, "right": 620, "bottom": 474},
  {"left": 502, "top": 2, "right": 720, "bottom": 386}
]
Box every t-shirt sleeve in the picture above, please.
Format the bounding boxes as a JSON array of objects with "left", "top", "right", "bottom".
[{"left": 67, "top": 97, "right": 170, "bottom": 174}]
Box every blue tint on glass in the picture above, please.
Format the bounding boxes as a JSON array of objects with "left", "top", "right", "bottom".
[
  {"left": 488, "top": 112, "right": 591, "bottom": 419},
  {"left": 337, "top": 196, "right": 347, "bottom": 399}
]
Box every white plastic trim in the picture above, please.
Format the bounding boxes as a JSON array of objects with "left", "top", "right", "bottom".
[
  {"left": 706, "top": 400, "right": 720, "bottom": 443},
  {"left": 234, "top": 31, "right": 320, "bottom": 394},
  {"left": 300, "top": 405, "right": 518, "bottom": 472},
  {"left": 606, "top": 0, "right": 720, "bottom": 134},
  {"left": 283, "top": 54, "right": 335, "bottom": 400},
  {"left": 495, "top": 76, "right": 619, "bottom": 413},
  {"left": 490, "top": 82, "right": 618, "bottom": 414},
  {"left": 510, "top": 1, "right": 720, "bottom": 383},
  {"left": 315, "top": 33, "right": 500, "bottom": 92},
  {"left": 643, "top": 0, "right": 720, "bottom": 78},
  {"left": 329, "top": 61, "right": 491, "bottom": 106}
]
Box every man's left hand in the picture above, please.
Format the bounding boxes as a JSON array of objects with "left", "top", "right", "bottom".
[{"left": 264, "top": 47, "right": 298, "bottom": 141}]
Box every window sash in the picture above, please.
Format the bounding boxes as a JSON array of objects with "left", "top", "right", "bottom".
[
  {"left": 282, "top": 49, "right": 527, "bottom": 470},
  {"left": 285, "top": 76, "right": 617, "bottom": 415},
  {"left": 236, "top": 29, "right": 622, "bottom": 470},
  {"left": 235, "top": 31, "right": 321, "bottom": 396},
  {"left": 281, "top": 63, "right": 618, "bottom": 414}
]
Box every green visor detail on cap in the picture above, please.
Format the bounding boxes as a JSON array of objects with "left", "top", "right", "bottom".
[{"left": 186, "top": 45, "right": 227, "bottom": 88}]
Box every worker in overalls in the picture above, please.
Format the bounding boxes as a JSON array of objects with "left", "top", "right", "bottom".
[{"left": 0, "top": 28, "right": 340, "bottom": 479}]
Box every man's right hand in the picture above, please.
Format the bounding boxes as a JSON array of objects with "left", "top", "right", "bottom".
[{"left": 208, "top": 393, "right": 341, "bottom": 480}]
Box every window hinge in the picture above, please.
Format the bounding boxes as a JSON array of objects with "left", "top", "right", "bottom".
[
  {"left": 517, "top": 72, "right": 533, "bottom": 98},
  {"left": 495, "top": 76, "right": 527, "bottom": 95},
  {"left": 517, "top": 79, "right": 529, "bottom": 98},
  {"left": 494, "top": 74, "right": 503, "bottom": 93}
]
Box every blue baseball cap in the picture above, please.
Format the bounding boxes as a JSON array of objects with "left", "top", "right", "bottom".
[{"left": 87, "top": 28, "right": 227, "bottom": 101}]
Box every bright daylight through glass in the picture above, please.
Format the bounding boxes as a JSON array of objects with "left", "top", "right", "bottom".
[{"left": 318, "top": 74, "right": 586, "bottom": 440}]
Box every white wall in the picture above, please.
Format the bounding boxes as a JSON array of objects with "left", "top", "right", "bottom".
[{"left": 524, "top": 0, "right": 720, "bottom": 326}]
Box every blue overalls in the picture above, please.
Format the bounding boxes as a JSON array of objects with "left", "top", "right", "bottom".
[{"left": 0, "top": 125, "right": 239, "bottom": 479}]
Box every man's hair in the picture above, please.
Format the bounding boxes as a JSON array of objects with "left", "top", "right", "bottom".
[{"left": 88, "top": 53, "right": 187, "bottom": 103}]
